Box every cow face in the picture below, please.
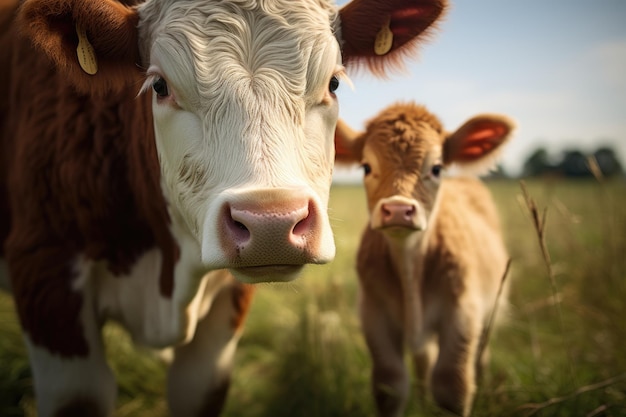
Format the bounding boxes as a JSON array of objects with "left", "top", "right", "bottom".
[
  {"left": 335, "top": 103, "right": 515, "bottom": 240},
  {"left": 135, "top": 0, "right": 343, "bottom": 282},
  {"left": 19, "top": 0, "right": 447, "bottom": 283}
]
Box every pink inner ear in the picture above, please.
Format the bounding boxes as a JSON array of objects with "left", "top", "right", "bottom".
[
  {"left": 389, "top": 5, "right": 441, "bottom": 46},
  {"left": 457, "top": 125, "right": 506, "bottom": 161},
  {"left": 392, "top": 6, "right": 429, "bottom": 19},
  {"left": 466, "top": 127, "right": 504, "bottom": 142},
  {"left": 390, "top": 7, "right": 431, "bottom": 37},
  {"left": 339, "top": 0, "right": 446, "bottom": 76},
  {"left": 459, "top": 144, "right": 492, "bottom": 159}
]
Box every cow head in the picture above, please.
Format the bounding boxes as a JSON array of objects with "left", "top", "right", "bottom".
[
  {"left": 18, "top": 0, "right": 446, "bottom": 283},
  {"left": 335, "top": 103, "right": 515, "bottom": 239}
]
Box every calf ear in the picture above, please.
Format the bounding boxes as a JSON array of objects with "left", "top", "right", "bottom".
[
  {"left": 444, "top": 114, "right": 516, "bottom": 173},
  {"left": 18, "top": 0, "right": 141, "bottom": 96},
  {"left": 338, "top": 0, "right": 447, "bottom": 76},
  {"left": 335, "top": 119, "right": 364, "bottom": 164}
]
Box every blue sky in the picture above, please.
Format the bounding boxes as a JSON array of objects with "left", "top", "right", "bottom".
[{"left": 334, "top": 0, "right": 626, "bottom": 178}]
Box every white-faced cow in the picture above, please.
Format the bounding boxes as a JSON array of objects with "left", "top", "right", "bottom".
[
  {"left": 335, "top": 103, "right": 514, "bottom": 417},
  {"left": 0, "top": 0, "right": 447, "bottom": 415}
]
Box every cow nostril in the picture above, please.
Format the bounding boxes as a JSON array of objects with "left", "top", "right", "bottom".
[
  {"left": 292, "top": 213, "right": 311, "bottom": 237},
  {"left": 234, "top": 220, "right": 248, "bottom": 232},
  {"left": 225, "top": 206, "right": 251, "bottom": 243}
]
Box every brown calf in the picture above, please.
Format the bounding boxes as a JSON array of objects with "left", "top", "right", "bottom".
[{"left": 335, "top": 103, "right": 515, "bottom": 416}]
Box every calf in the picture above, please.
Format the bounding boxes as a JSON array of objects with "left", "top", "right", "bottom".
[
  {"left": 0, "top": 0, "right": 447, "bottom": 415},
  {"left": 335, "top": 103, "right": 514, "bottom": 416}
]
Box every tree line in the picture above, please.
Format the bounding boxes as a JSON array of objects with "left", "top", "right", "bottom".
[{"left": 521, "top": 145, "right": 623, "bottom": 178}]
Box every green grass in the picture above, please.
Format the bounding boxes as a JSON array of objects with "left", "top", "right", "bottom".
[{"left": 1, "top": 179, "right": 626, "bottom": 416}]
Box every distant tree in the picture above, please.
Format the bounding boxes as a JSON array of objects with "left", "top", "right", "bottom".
[
  {"left": 593, "top": 146, "right": 623, "bottom": 177},
  {"left": 522, "top": 145, "right": 624, "bottom": 179},
  {"left": 522, "top": 147, "right": 552, "bottom": 177},
  {"left": 560, "top": 149, "right": 589, "bottom": 177},
  {"left": 484, "top": 164, "right": 509, "bottom": 179}
]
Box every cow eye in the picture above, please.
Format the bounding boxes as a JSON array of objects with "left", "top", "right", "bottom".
[
  {"left": 329, "top": 76, "right": 340, "bottom": 94},
  {"left": 152, "top": 77, "right": 169, "bottom": 98},
  {"left": 431, "top": 164, "right": 443, "bottom": 178},
  {"left": 362, "top": 163, "right": 372, "bottom": 176}
]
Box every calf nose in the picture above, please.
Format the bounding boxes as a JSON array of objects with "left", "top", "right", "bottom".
[{"left": 380, "top": 203, "right": 417, "bottom": 228}]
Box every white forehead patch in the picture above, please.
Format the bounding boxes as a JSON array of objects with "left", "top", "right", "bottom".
[{"left": 138, "top": 0, "right": 340, "bottom": 107}]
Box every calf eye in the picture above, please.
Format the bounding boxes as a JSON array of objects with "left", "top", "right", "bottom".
[
  {"left": 362, "top": 163, "right": 372, "bottom": 176},
  {"left": 431, "top": 164, "right": 443, "bottom": 178},
  {"left": 329, "top": 76, "right": 340, "bottom": 94},
  {"left": 152, "top": 77, "right": 169, "bottom": 98}
]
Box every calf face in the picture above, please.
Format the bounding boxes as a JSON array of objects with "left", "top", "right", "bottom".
[
  {"left": 336, "top": 103, "right": 514, "bottom": 237},
  {"left": 19, "top": 0, "right": 447, "bottom": 283}
]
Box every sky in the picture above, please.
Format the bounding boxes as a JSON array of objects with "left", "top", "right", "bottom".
[{"left": 333, "top": 0, "right": 626, "bottom": 180}]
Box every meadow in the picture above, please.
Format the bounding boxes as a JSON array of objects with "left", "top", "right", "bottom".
[{"left": 1, "top": 178, "right": 625, "bottom": 416}]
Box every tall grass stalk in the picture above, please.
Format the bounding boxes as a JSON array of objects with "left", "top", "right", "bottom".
[{"left": 519, "top": 181, "right": 576, "bottom": 382}]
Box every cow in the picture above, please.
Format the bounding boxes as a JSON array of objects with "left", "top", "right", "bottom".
[
  {"left": 334, "top": 102, "right": 514, "bottom": 417},
  {"left": 0, "top": 0, "right": 448, "bottom": 415}
]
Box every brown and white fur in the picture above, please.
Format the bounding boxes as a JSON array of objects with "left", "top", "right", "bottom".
[
  {"left": 335, "top": 102, "right": 514, "bottom": 416},
  {"left": 0, "top": 1, "right": 447, "bottom": 415}
]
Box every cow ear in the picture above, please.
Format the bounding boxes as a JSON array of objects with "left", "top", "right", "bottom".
[
  {"left": 338, "top": 0, "right": 447, "bottom": 76},
  {"left": 443, "top": 114, "right": 516, "bottom": 173},
  {"left": 335, "top": 119, "right": 365, "bottom": 164},
  {"left": 18, "top": 0, "right": 141, "bottom": 96}
]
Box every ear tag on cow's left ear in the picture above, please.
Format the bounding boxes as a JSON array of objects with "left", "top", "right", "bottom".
[
  {"left": 76, "top": 23, "right": 98, "bottom": 75},
  {"left": 374, "top": 17, "right": 393, "bottom": 56}
]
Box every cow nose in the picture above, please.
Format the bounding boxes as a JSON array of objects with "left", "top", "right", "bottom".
[
  {"left": 225, "top": 199, "right": 313, "bottom": 249},
  {"left": 213, "top": 188, "right": 335, "bottom": 280},
  {"left": 380, "top": 203, "right": 417, "bottom": 227}
]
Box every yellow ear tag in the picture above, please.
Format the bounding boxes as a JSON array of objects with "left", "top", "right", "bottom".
[
  {"left": 76, "top": 23, "right": 98, "bottom": 75},
  {"left": 374, "top": 17, "right": 393, "bottom": 56}
]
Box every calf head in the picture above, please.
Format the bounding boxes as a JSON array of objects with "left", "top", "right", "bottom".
[
  {"left": 336, "top": 103, "right": 515, "bottom": 240},
  {"left": 18, "top": 0, "right": 446, "bottom": 282}
]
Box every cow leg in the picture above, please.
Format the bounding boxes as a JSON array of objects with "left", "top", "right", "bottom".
[
  {"left": 0, "top": 259, "right": 10, "bottom": 291},
  {"left": 26, "top": 340, "right": 116, "bottom": 417},
  {"left": 24, "top": 274, "right": 116, "bottom": 417},
  {"left": 431, "top": 307, "right": 481, "bottom": 417},
  {"left": 167, "top": 281, "right": 253, "bottom": 417},
  {"left": 360, "top": 294, "right": 409, "bottom": 417}
]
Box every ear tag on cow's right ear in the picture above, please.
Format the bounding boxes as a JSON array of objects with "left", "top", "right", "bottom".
[
  {"left": 76, "top": 23, "right": 98, "bottom": 75},
  {"left": 374, "top": 17, "right": 393, "bottom": 56}
]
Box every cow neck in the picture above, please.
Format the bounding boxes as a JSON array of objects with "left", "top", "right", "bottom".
[
  {"left": 65, "top": 88, "right": 179, "bottom": 298},
  {"left": 122, "top": 92, "right": 180, "bottom": 298}
]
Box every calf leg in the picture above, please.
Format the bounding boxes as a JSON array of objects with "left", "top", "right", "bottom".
[
  {"left": 360, "top": 294, "right": 409, "bottom": 417},
  {"left": 167, "top": 280, "right": 254, "bottom": 417},
  {"left": 431, "top": 308, "right": 481, "bottom": 417},
  {"left": 413, "top": 339, "right": 437, "bottom": 398}
]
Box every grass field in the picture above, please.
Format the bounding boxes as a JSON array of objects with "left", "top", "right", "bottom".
[{"left": 1, "top": 178, "right": 625, "bottom": 416}]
